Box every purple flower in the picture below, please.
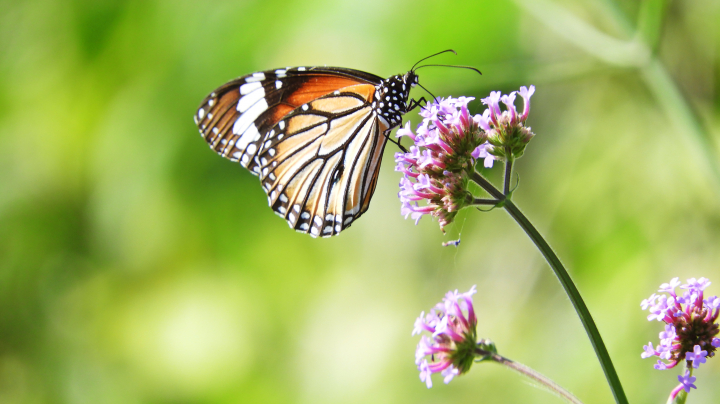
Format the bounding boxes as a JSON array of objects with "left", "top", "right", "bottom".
[
  {"left": 682, "top": 277, "right": 711, "bottom": 292},
  {"left": 441, "top": 366, "right": 459, "bottom": 384},
  {"left": 686, "top": 345, "right": 707, "bottom": 368},
  {"left": 659, "top": 324, "right": 676, "bottom": 344},
  {"left": 413, "top": 286, "right": 479, "bottom": 388},
  {"left": 481, "top": 91, "right": 502, "bottom": 120},
  {"left": 517, "top": 85, "right": 535, "bottom": 122},
  {"left": 678, "top": 370, "right": 697, "bottom": 393},
  {"left": 641, "top": 277, "right": 719, "bottom": 375},
  {"left": 418, "top": 360, "right": 433, "bottom": 388},
  {"left": 641, "top": 293, "right": 658, "bottom": 310},
  {"left": 396, "top": 121, "right": 415, "bottom": 140},
  {"left": 642, "top": 342, "right": 656, "bottom": 359},
  {"left": 705, "top": 296, "right": 720, "bottom": 310},
  {"left": 659, "top": 277, "right": 681, "bottom": 293}
]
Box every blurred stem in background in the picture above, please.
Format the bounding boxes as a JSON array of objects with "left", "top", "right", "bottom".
[
  {"left": 513, "top": 0, "right": 720, "bottom": 196},
  {"left": 470, "top": 171, "right": 628, "bottom": 404},
  {"left": 476, "top": 347, "right": 584, "bottom": 404}
]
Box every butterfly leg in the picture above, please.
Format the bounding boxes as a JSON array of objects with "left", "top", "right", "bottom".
[
  {"left": 384, "top": 131, "right": 408, "bottom": 153},
  {"left": 406, "top": 97, "right": 428, "bottom": 113}
]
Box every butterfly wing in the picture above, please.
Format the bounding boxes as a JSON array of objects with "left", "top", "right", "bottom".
[
  {"left": 194, "top": 67, "right": 383, "bottom": 169},
  {"left": 254, "top": 83, "right": 390, "bottom": 237}
]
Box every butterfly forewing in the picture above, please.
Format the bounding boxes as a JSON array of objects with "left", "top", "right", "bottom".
[{"left": 194, "top": 67, "right": 384, "bottom": 169}]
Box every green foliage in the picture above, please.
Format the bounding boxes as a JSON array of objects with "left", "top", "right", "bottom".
[{"left": 1, "top": 0, "right": 719, "bottom": 403}]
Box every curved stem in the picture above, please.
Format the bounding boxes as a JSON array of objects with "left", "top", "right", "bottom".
[
  {"left": 476, "top": 349, "right": 583, "bottom": 404},
  {"left": 470, "top": 171, "right": 628, "bottom": 404}
]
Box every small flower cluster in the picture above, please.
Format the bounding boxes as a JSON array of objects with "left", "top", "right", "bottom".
[
  {"left": 395, "top": 87, "right": 535, "bottom": 230},
  {"left": 479, "top": 86, "right": 536, "bottom": 161},
  {"left": 413, "top": 286, "right": 478, "bottom": 388},
  {"left": 640, "top": 277, "right": 720, "bottom": 378}
]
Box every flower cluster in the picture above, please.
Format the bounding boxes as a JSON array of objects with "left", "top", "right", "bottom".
[
  {"left": 395, "top": 97, "right": 487, "bottom": 230},
  {"left": 479, "top": 86, "right": 536, "bottom": 161},
  {"left": 412, "top": 286, "right": 479, "bottom": 388},
  {"left": 640, "top": 277, "right": 719, "bottom": 376},
  {"left": 395, "top": 87, "right": 535, "bottom": 230}
]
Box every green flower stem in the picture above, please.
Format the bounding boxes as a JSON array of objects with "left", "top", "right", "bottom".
[
  {"left": 470, "top": 171, "right": 628, "bottom": 404},
  {"left": 472, "top": 198, "right": 501, "bottom": 205},
  {"left": 503, "top": 156, "right": 514, "bottom": 196},
  {"left": 475, "top": 348, "right": 584, "bottom": 404}
]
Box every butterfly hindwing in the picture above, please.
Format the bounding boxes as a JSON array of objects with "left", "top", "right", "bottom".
[{"left": 255, "top": 84, "right": 390, "bottom": 237}]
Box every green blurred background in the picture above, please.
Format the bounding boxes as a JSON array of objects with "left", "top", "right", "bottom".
[{"left": 1, "top": 0, "right": 719, "bottom": 403}]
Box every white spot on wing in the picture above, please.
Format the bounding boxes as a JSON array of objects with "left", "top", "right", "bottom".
[
  {"left": 246, "top": 143, "right": 257, "bottom": 155},
  {"left": 245, "top": 73, "right": 266, "bottom": 83},
  {"left": 233, "top": 99, "right": 269, "bottom": 136},
  {"left": 240, "top": 81, "right": 262, "bottom": 95},
  {"left": 237, "top": 87, "right": 266, "bottom": 113},
  {"left": 235, "top": 124, "right": 259, "bottom": 151},
  {"left": 275, "top": 80, "right": 282, "bottom": 89}
]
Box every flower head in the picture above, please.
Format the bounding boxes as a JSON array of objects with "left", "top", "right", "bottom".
[
  {"left": 640, "top": 277, "right": 719, "bottom": 374},
  {"left": 395, "top": 87, "right": 535, "bottom": 231},
  {"left": 413, "top": 286, "right": 481, "bottom": 388},
  {"left": 395, "top": 97, "right": 487, "bottom": 230},
  {"left": 480, "top": 86, "right": 536, "bottom": 161}
]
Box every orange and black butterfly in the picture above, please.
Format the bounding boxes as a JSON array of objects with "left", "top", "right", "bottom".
[{"left": 194, "top": 65, "right": 425, "bottom": 238}]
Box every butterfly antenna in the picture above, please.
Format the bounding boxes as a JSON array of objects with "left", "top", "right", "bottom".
[
  {"left": 417, "top": 83, "right": 438, "bottom": 104},
  {"left": 413, "top": 64, "right": 482, "bottom": 77},
  {"left": 411, "top": 49, "right": 457, "bottom": 72}
]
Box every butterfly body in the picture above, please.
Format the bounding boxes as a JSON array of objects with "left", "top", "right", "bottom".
[{"left": 195, "top": 66, "right": 419, "bottom": 237}]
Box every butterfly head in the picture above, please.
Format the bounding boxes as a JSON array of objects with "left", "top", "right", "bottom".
[{"left": 404, "top": 70, "right": 420, "bottom": 88}]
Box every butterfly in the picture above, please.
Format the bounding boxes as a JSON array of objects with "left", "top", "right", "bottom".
[{"left": 194, "top": 65, "right": 425, "bottom": 238}]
